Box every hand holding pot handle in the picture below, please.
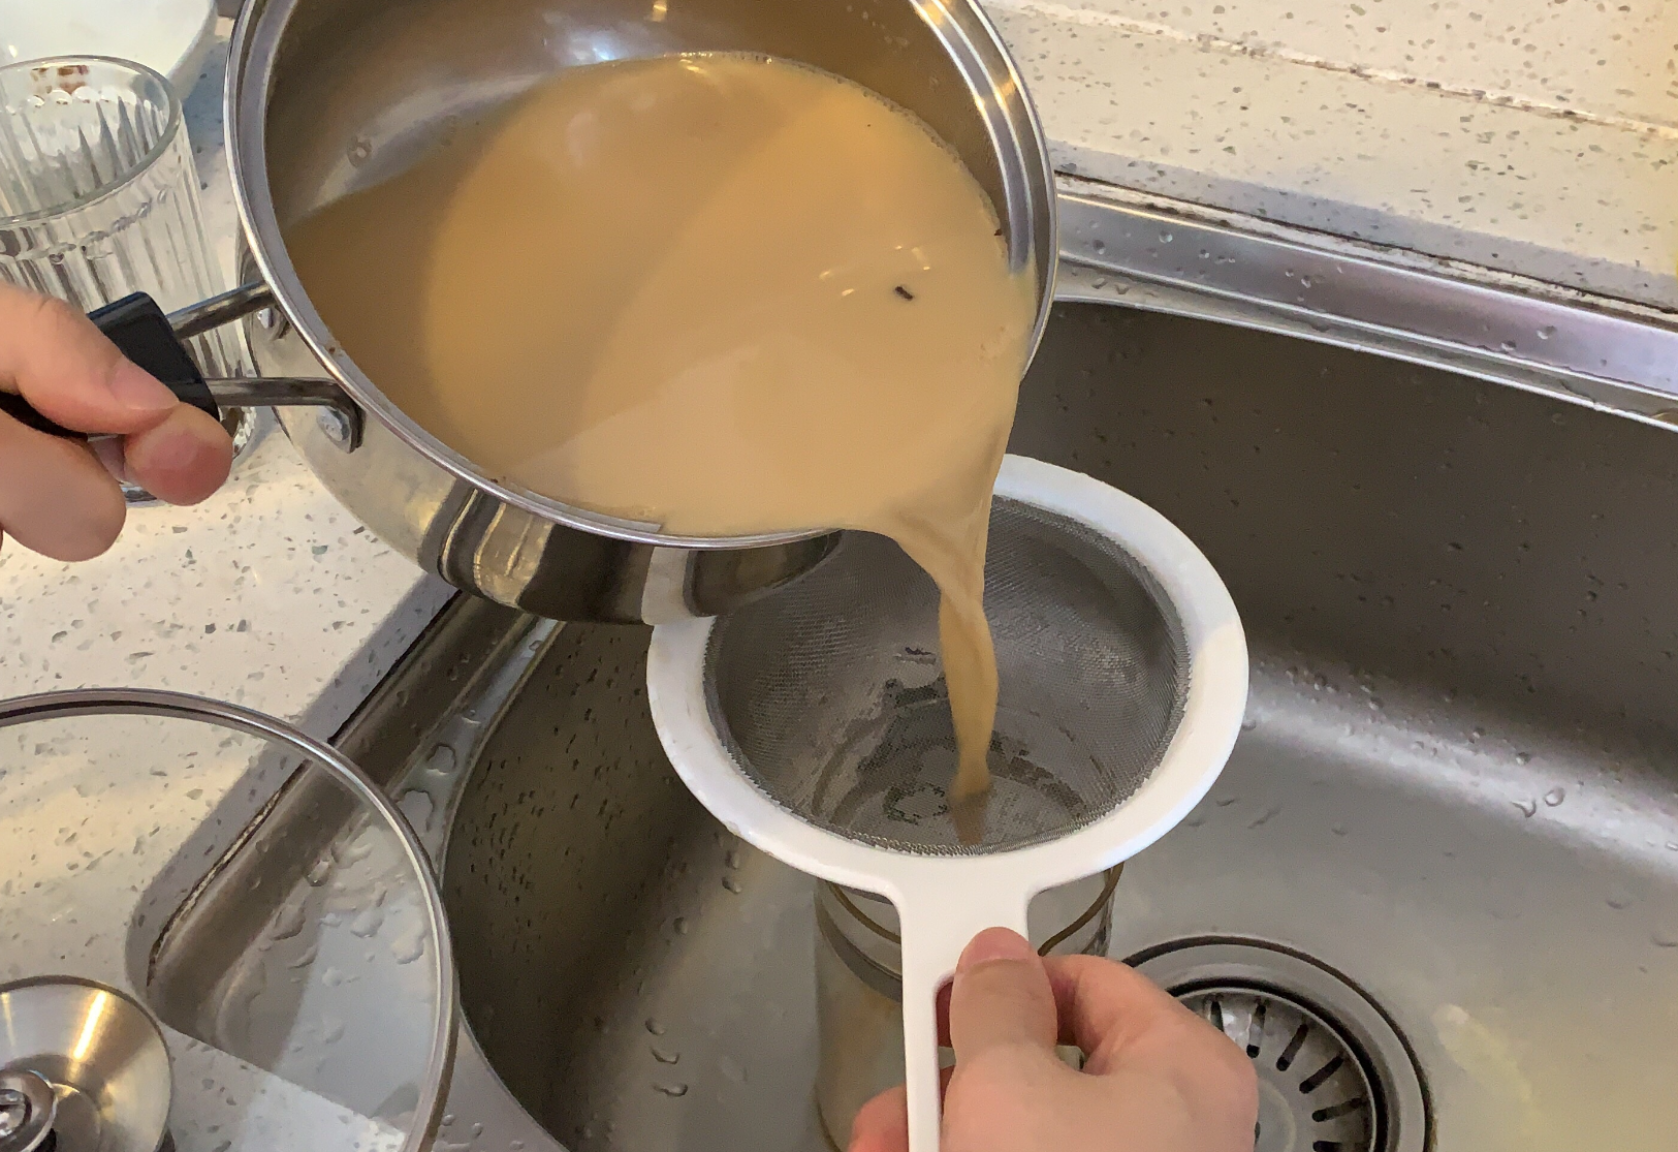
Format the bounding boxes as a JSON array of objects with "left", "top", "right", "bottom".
[
  {"left": 0, "top": 285, "right": 232, "bottom": 559},
  {"left": 0, "top": 293, "right": 220, "bottom": 440},
  {"left": 0, "top": 283, "right": 362, "bottom": 559},
  {"left": 0, "top": 287, "right": 362, "bottom": 448}
]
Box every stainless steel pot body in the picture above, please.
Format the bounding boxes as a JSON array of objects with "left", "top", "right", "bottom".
[{"left": 223, "top": 0, "right": 1058, "bottom": 623}]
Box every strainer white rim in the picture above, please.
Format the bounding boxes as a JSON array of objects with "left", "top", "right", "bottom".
[{"left": 647, "top": 455, "right": 1247, "bottom": 1151}]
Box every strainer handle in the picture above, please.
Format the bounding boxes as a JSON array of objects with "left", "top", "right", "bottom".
[{"left": 895, "top": 887, "right": 1032, "bottom": 1152}]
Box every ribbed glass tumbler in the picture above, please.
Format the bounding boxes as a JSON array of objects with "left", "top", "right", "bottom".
[{"left": 0, "top": 56, "right": 250, "bottom": 496}]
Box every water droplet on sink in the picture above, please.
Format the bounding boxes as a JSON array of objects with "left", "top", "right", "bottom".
[
  {"left": 1606, "top": 890, "right": 1634, "bottom": 910},
  {"left": 1537, "top": 325, "right": 1556, "bottom": 340},
  {"left": 426, "top": 743, "right": 459, "bottom": 777},
  {"left": 398, "top": 788, "right": 435, "bottom": 833},
  {"left": 652, "top": 1082, "right": 688, "bottom": 1097},
  {"left": 722, "top": 876, "right": 743, "bottom": 894},
  {"left": 1653, "top": 931, "right": 1678, "bottom": 949},
  {"left": 335, "top": 835, "right": 374, "bottom": 865},
  {"left": 391, "top": 926, "right": 427, "bottom": 964},
  {"left": 1544, "top": 787, "right": 1566, "bottom": 807},
  {"left": 725, "top": 850, "right": 741, "bottom": 869},
  {"left": 350, "top": 906, "right": 385, "bottom": 938},
  {"left": 673, "top": 917, "right": 690, "bottom": 935},
  {"left": 646, "top": 1018, "right": 666, "bottom": 1035},
  {"left": 1091, "top": 276, "right": 1108, "bottom": 289},
  {"left": 306, "top": 857, "right": 334, "bottom": 886},
  {"left": 1514, "top": 799, "right": 1538, "bottom": 818},
  {"left": 270, "top": 897, "right": 308, "bottom": 941},
  {"left": 651, "top": 1045, "right": 680, "bottom": 1064},
  {"left": 347, "top": 136, "right": 372, "bottom": 166},
  {"left": 1515, "top": 752, "right": 1532, "bottom": 765}
]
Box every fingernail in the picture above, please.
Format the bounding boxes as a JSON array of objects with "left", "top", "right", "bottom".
[
  {"left": 91, "top": 437, "right": 131, "bottom": 484},
  {"left": 958, "top": 928, "right": 1035, "bottom": 972},
  {"left": 107, "top": 360, "right": 178, "bottom": 412}
]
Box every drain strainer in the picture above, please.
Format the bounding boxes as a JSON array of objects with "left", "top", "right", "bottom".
[
  {"left": 1180, "top": 986, "right": 1376, "bottom": 1152},
  {"left": 1128, "top": 939, "right": 1428, "bottom": 1152}
]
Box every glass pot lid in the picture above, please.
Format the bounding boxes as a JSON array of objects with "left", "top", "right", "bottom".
[{"left": 0, "top": 690, "right": 456, "bottom": 1152}]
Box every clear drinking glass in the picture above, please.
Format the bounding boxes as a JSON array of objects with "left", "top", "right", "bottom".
[{"left": 0, "top": 56, "right": 250, "bottom": 494}]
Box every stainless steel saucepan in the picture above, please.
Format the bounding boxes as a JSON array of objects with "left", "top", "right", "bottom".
[{"left": 7, "top": 0, "right": 1058, "bottom": 623}]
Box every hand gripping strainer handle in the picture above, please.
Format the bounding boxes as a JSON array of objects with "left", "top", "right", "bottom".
[{"left": 891, "top": 874, "right": 1035, "bottom": 1152}]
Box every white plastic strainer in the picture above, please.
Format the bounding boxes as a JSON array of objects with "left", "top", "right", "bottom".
[{"left": 647, "top": 455, "right": 1247, "bottom": 1150}]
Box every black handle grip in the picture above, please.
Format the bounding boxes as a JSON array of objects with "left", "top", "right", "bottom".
[{"left": 0, "top": 292, "right": 220, "bottom": 439}]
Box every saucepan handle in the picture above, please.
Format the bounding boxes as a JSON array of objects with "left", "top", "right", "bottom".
[{"left": 0, "top": 286, "right": 363, "bottom": 450}]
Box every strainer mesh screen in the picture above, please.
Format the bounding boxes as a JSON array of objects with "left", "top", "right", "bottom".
[{"left": 704, "top": 496, "right": 1191, "bottom": 855}]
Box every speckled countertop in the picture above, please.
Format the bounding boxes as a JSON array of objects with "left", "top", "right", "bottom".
[
  {"left": 0, "top": 430, "right": 446, "bottom": 721},
  {"left": 997, "top": 0, "right": 1678, "bottom": 307}
]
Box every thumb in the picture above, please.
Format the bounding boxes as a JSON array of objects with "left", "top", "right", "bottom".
[
  {"left": 0, "top": 285, "right": 180, "bottom": 435},
  {"left": 947, "top": 928, "right": 1058, "bottom": 1060}
]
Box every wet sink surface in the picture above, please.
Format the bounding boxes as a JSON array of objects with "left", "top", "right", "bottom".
[{"left": 431, "top": 302, "right": 1678, "bottom": 1152}]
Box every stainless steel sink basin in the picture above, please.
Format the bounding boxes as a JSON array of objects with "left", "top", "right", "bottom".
[
  {"left": 144, "top": 300, "right": 1678, "bottom": 1152},
  {"left": 435, "top": 300, "right": 1678, "bottom": 1152}
]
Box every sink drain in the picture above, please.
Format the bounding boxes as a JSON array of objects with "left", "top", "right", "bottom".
[
  {"left": 1179, "top": 986, "right": 1378, "bottom": 1152},
  {"left": 1127, "top": 939, "right": 1428, "bottom": 1152}
]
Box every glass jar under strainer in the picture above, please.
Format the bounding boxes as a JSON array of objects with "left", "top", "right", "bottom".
[
  {"left": 815, "top": 869, "right": 1119, "bottom": 1148},
  {"left": 0, "top": 690, "right": 455, "bottom": 1152}
]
